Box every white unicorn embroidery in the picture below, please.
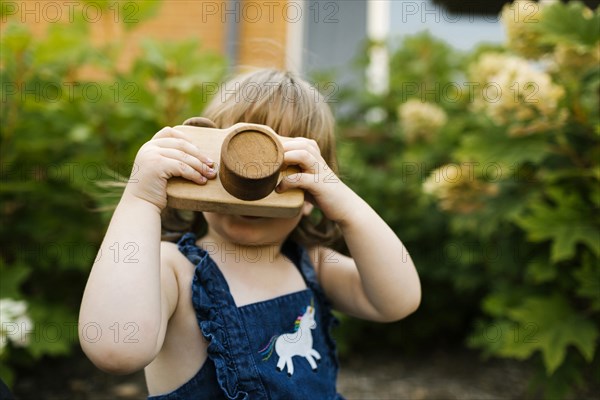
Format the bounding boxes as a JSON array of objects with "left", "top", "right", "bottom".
[{"left": 258, "top": 304, "right": 321, "bottom": 376}]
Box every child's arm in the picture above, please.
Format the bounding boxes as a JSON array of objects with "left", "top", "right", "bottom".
[
  {"left": 78, "top": 127, "right": 216, "bottom": 374},
  {"left": 277, "top": 138, "right": 421, "bottom": 322}
]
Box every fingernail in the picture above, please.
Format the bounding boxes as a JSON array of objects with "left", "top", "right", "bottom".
[{"left": 206, "top": 158, "right": 215, "bottom": 165}]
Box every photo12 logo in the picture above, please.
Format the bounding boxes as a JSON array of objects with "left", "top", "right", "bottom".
[
  {"left": 199, "top": 81, "right": 339, "bottom": 104},
  {"left": 2, "top": 81, "right": 139, "bottom": 104},
  {"left": 0, "top": 321, "right": 140, "bottom": 346},
  {"left": 199, "top": 1, "right": 339, "bottom": 24},
  {"left": 1, "top": 1, "right": 141, "bottom": 24}
]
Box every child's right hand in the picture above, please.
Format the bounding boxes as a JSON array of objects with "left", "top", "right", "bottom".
[{"left": 124, "top": 127, "right": 217, "bottom": 210}]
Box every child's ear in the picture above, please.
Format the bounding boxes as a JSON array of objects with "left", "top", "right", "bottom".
[{"left": 301, "top": 201, "right": 314, "bottom": 216}]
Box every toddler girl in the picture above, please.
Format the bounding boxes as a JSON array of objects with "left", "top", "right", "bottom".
[{"left": 79, "top": 69, "right": 421, "bottom": 399}]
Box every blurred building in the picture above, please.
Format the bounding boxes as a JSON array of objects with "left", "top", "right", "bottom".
[{"left": 9, "top": 0, "right": 593, "bottom": 88}]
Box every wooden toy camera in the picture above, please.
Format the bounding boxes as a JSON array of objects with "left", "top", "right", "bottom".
[{"left": 166, "top": 117, "right": 304, "bottom": 218}]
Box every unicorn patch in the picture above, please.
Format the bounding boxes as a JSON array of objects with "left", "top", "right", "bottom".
[{"left": 258, "top": 304, "right": 321, "bottom": 376}]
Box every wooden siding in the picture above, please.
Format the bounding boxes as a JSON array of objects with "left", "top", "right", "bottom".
[{"left": 1, "top": 0, "right": 290, "bottom": 71}]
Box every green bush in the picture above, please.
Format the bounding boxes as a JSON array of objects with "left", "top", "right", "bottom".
[
  {"left": 0, "top": 0, "right": 225, "bottom": 385},
  {"left": 334, "top": 2, "right": 599, "bottom": 398}
]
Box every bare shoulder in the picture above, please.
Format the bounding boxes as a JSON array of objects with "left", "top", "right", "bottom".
[
  {"left": 158, "top": 241, "right": 193, "bottom": 317},
  {"left": 160, "top": 240, "right": 197, "bottom": 275},
  {"left": 160, "top": 240, "right": 186, "bottom": 266}
]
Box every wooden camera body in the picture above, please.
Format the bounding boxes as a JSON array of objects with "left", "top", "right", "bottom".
[{"left": 166, "top": 118, "right": 304, "bottom": 218}]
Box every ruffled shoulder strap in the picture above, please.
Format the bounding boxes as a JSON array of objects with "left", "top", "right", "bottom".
[
  {"left": 177, "top": 232, "right": 206, "bottom": 265},
  {"left": 176, "top": 233, "right": 268, "bottom": 400},
  {"left": 281, "top": 240, "right": 340, "bottom": 365}
]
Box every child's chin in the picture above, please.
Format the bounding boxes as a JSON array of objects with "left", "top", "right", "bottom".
[
  {"left": 224, "top": 225, "right": 274, "bottom": 246},
  {"left": 231, "top": 236, "right": 274, "bottom": 247},
  {"left": 238, "top": 215, "right": 264, "bottom": 221},
  {"left": 211, "top": 213, "right": 295, "bottom": 246}
]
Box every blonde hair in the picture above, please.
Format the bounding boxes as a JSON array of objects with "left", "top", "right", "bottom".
[{"left": 162, "top": 69, "right": 341, "bottom": 247}]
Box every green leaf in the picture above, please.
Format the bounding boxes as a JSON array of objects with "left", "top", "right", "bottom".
[
  {"left": 121, "top": 0, "right": 162, "bottom": 29},
  {"left": 33, "top": 22, "right": 92, "bottom": 68},
  {"left": 482, "top": 291, "right": 518, "bottom": 318},
  {"left": 0, "top": 363, "right": 14, "bottom": 389},
  {"left": 524, "top": 256, "right": 557, "bottom": 284},
  {"left": 27, "top": 303, "right": 77, "bottom": 358},
  {"left": 514, "top": 187, "right": 600, "bottom": 262},
  {"left": 456, "top": 130, "right": 549, "bottom": 167},
  {"left": 468, "top": 319, "right": 515, "bottom": 357},
  {"left": 80, "top": 1, "right": 162, "bottom": 30},
  {"left": 529, "top": 354, "right": 586, "bottom": 400},
  {"left": 505, "top": 295, "right": 598, "bottom": 374},
  {"left": 0, "top": 23, "right": 32, "bottom": 56},
  {"left": 573, "top": 253, "right": 600, "bottom": 311},
  {"left": 592, "top": 180, "right": 600, "bottom": 207},
  {"left": 0, "top": 260, "right": 31, "bottom": 299},
  {"left": 138, "top": 39, "right": 167, "bottom": 71},
  {"left": 535, "top": 2, "right": 600, "bottom": 48}
]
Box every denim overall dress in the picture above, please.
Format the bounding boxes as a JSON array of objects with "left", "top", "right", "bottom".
[{"left": 148, "top": 233, "right": 344, "bottom": 399}]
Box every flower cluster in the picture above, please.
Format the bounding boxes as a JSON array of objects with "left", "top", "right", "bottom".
[
  {"left": 501, "top": 1, "right": 551, "bottom": 59},
  {"left": 552, "top": 42, "right": 600, "bottom": 73},
  {"left": 422, "top": 164, "right": 499, "bottom": 214},
  {"left": 397, "top": 99, "right": 447, "bottom": 143},
  {"left": 0, "top": 298, "right": 33, "bottom": 354},
  {"left": 469, "top": 52, "right": 566, "bottom": 136},
  {"left": 502, "top": 1, "right": 599, "bottom": 74}
]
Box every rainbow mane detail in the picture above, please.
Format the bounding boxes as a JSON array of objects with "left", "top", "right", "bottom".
[{"left": 293, "top": 315, "right": 302, "bottom": 332}]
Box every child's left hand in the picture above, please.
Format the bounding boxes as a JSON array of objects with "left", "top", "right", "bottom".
[{"left": 276, "top": 137, "right": 353, "bottom": 224}]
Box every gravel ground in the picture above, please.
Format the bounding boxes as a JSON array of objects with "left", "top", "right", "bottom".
[
  {"left": 10, "top": 347, "right": 546, "bottom": 400},
  {"left": 337, "top": 351, "right": 532, "bottom": 400}
]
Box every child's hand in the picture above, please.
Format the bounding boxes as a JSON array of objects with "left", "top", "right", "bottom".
[
  {"left": 124, "top": 127, "right": 217, "bottom": 210},
  {"left": 276, "top": 138, "right": 353, "bottom": 224}
]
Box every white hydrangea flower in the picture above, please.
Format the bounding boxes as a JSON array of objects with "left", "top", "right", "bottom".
[
  {"left": 398, "top": 99, "right": 447, "bottom": 143},
  {"left": 423, "top": 164, "right": 499, "bottom": 214},
  {"left": 553, "top": 42, "right": 600, "bottom": 72},
  {"left": 0, "top": 298, "right": 33, "bottom": 354},
  {"left": 470, "top": 53, "right": 566, "bottom": 136},
  {"left": 501, "top": 1, "right": 550, "bottom": 59},
  {"left": 469, "top": 53, "right": 517, "bottom": 84}
]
